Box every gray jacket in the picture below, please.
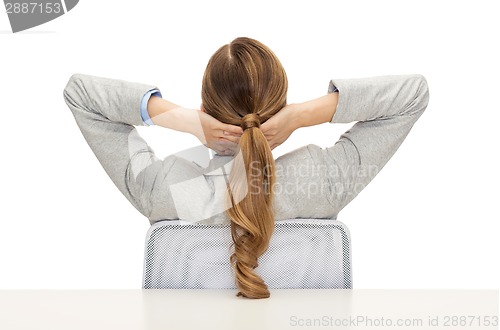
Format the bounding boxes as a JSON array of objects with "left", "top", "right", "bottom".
[{"left": 63, "top": 73, "right": 429, "bottom": 225}]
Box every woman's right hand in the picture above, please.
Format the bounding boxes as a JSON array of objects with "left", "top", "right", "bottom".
[
  {"left": 261, "top": 103, "right": 303, "bottom": 150},
  {"left": 261, "top": 93, "right": 339, "bottom": 149}
]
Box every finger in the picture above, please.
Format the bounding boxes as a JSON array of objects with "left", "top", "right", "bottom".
[
  {"left": 262, "top": 133, "right": 276, "bottom": 145},
  {"left": 263, "top": 134, "right": 275, "bottom": 143},
  {"left": 213, "top": 139, "right": 240, "bottom": 154},
  {"left": 224, "top": 148, "right": 236, "bottom": 156},
  {"left": 260, "top": 125, "right": 274, "bottom": 139},
  {"left": 224, "top": 146, "right": 238, "bottom": 156},
  {"left": 260, "top": 121, "right": 277, "bottom": 134},
  {"left": 219, "top": 148, "right": 237, "bottom": 156},
  {"left": 223, "top": 131, "right": 242, "bottom": 139},
  {"left": 211, "top": 145, "right": 226, "bottom": 154},
  {"left": 221, "top": 124, "right": 243, "bottom": 136},
  {"left": 220, "top": 135, "right": 240, "bottom": 144},
  {"left": 226, "top": 141, "right": 240, "bottom": 151},
  {"left": 217, "top": 138, "right": 237, "bottom": 146}
]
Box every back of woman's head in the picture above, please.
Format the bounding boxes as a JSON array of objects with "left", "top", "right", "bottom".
[{"left": 201, "top": 37, "right": 288, "bottom": 298}]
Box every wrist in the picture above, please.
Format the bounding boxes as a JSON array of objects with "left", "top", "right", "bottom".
[
  {"left": 167, "top": 107, "right": 200, "bottom": 136},
  {"left": 299, "top": 93, "right": 339, "bottom": 127},
  {"left": 147, "top": 96, "right": 183, "bottom": 129},
  {"left": 296, "top": 100, "right": 319, "bottom": 128},
  {"left": 286, "top": 103, "right": 304, "bottom": 131}
]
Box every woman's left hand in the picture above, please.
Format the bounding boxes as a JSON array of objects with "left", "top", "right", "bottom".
[{"left": 194, "top": 110, "right": 243, "bottom": 156}]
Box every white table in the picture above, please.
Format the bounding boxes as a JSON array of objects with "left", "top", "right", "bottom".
[{"left": 0, "top": 289, "right": 497, "bottom": 330}]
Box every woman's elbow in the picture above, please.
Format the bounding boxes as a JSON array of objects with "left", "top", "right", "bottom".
[
  {"left": 416, "top": 74, "right": 430, "bottom": 107},
  {"left": 406, "top": 74, "right": 430, "bottom": 116},
  {"left": 63, "top": 73, "right": 85, "bottom": 108}
]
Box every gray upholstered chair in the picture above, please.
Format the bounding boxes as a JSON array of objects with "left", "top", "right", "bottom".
[{"left": 143, "top": 219, "right": 352, "bottom": 289}]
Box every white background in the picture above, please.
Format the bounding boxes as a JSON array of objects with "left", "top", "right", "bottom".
[{"left": 0, "top": 0, "right": 498, "bottom": 289}]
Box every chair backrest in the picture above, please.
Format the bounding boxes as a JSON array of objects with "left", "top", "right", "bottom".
[{"left": 143, "top": 219, "right": 352, "bottom": 289}]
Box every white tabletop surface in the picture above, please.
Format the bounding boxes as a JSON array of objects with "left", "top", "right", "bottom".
[{"left": 0, "top": 289, "right": 497, "bottom": 330}]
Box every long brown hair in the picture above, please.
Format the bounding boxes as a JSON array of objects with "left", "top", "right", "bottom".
[{"left": 201, "top": 37, "right": 288, "bottom": 298}]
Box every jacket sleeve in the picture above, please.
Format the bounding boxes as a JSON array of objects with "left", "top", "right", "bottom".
[
  {"left": 63, "top": 73, "right": 170, "bottom": 218},
  {"left": 309, "top": 74, "right": 430, "bottom": 214}
]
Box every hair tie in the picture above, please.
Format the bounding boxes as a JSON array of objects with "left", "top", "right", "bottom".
[{"left": 241, "top": 113, "right": 261, "bottom": 131}]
